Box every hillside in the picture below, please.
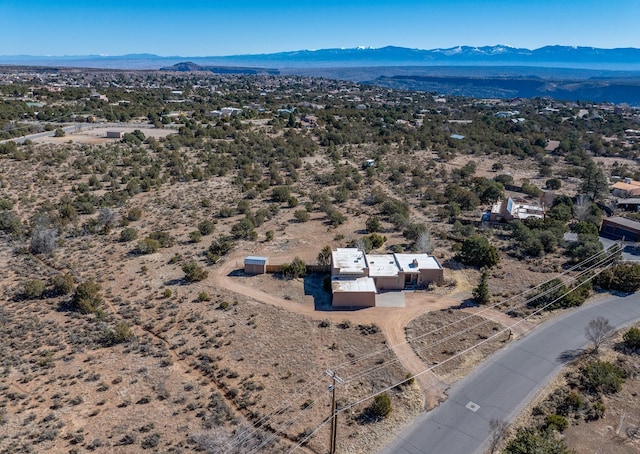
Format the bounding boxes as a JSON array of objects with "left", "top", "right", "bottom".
[{"left": 0, "top": 68, "right": 639, "bottom": 453}]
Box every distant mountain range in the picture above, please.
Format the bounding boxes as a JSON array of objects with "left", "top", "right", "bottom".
[
  {"left": 3, "top": 45, "right": 640, "bottom": 71},
  {"left": 4, "top": 46, "right": 640, "bottom": 105}
]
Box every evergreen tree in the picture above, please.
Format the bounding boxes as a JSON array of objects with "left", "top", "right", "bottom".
[{"left": 473, "top": 268, "right": 491, "bottom": 304}]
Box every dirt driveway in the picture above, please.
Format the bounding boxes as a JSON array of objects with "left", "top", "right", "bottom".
[{"left": 210, "top": 251, "right": 460, "bottom": 408}]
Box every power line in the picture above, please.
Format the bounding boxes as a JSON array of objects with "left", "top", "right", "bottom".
[
  {"left": 286, "top": 260, "right": 617, "bottom": 453},
  {"left": 225, "top": 244, "right": 621, "bottom": 452},
  {"left": 284, "top": 246, "right": 620, "bottom": 452},
  {"left": 338, "top": 244, "right": 620, "bottom": 386}
]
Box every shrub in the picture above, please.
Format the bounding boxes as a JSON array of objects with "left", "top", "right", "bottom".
[
  {"left": 189, "top": 231, "right": 202, "bottom": 243},
  {"left": 494, "top": 174, "right": 514, "bottom": 186},
  {"left": 97, "top": 208, "right": 119, "bottom": 233},
  {"left": 402, "top": 223, "right": 427, "bottom": 242},
  {"left": 282, "top": 257, "right": 306, "bottom": 280},
  {"left": 271, "top": 186, "right": 291, "bottom": 203},
  {"left": 594, "top": 263, "right": 640, "bottom": 293},
  {"left": 367, "top": 393, "right": 392, "bottom": 420},
  {"left": 579, "top": 360, "right": 626, "bottom": 395},
  {"left": 137, "top": 238, "right": 160, "bottom": 254},
  {"left": 120, "top": 227, "right": 138, "bottom": 242},
  {"left": 546, "top": 178, "right": 562, "bottom": 190},
  {"left": 623, "top": 327, "right": 640, "bottom": 350},
  {"left": 30, "top": 225, "right": 57, "bottom": 255},
  {"left": 230, "top": 217, "right": 257, "bottom": 240},
  {"left": 294, "top": 209, "right": 310, "bottom": 222},
  {"left": 562, "top": 391, "right": 583, "bottom": 413},
  {"left": 23, "top": 279, "right": 45, "bottom": 299},
  {"left": 457, "top": 236, "right": 500, "bottom": 268},
  {"left": 182, "top": 262, "right": 209, "bottom": 282},
  {"left": 317, "top": 245, "right": 333, "bottom": 266},
  {"left": 72, "top": 280, "right": 103, "bottom": 314},
  {"left": 472, "top": 268, "right": 490, "bottom": 304},
  {"left": 0, "top": 211, "right": 22, "bottom": 235},
  {"left": 328, "top": 210, "right": 346, "bottom": 227},
  {"left": 522, "top": 182, "right": 543, "bottom": 198},
  {"left": 208, "top": 236, "right": 235, "bottom": 262},
  {"left": 126, "top": 207, "right": 142, "bottom": 221},
  {"left": 544, "top": 414, "right": 568, "bottom": 432},
  {"left": 366, "top": 216, "right": 381, "bottom": 233},
  {"left": 504, "top": 428, "right": 571, "bottom": 454},
  {"left": 50, "top": 273, "right": 74, "bottom": 295},
  {"left": 197, "top": 292, "right": 211, "bottom": 302},
  {"left": 198, "top": 220, "right": 215, "bottom": 236},
  {"left": 148, "top": 230, "right": 174, "bottom": 247},
  {"left": 103, "top": 322, "right": 135, "bottom": 345}
]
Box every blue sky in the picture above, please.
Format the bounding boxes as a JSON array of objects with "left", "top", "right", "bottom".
[{"left": 1, "top": 0, "right": 638, "bottom": 56}]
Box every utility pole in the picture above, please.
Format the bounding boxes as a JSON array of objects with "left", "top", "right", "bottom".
[{"left": 325, "top": 369, "right": 343, "bottom": 454}]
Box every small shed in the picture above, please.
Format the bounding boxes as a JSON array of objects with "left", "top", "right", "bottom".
[
  {"left": 244, "top": 256, "right": 268, "bottom": 275},
  {"left": 106, "top": 130, "right": 124, "bottom": 139}
]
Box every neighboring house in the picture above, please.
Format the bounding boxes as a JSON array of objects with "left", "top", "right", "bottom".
[
  {"left": 209, "top": 107, "right": 243, "bottom": 118},
  {"left": 221, "top": 107, "right": 242, "bottom": 116},
  {"left": 300, "top": 115, "right": 318, "bottom": 128},
  {"left": 330, "top": 248, "right": 444, "bottom": 307},
  {"left": 244, "top": 256, "right": 268, "bottom": 275},
  {"left": 489, "top": 197, "right": 545, "bottom": 222},
  {"left": 600, "top": 216, "right": 640, "bottom": 242},
  {"left": 611, "top": 179, "right": 640, "bottom": 198},
  {"left": 106, "top": 130, "right": 124, "bottom": 139},
  {"left": 617, "top": 198, "right": 640, "bottom": 212},
  {"left": 544, "top": 140, "right": 560, "bottom": 152}
]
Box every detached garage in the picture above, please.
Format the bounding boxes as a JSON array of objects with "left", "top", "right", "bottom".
[
  {"left": 600, "top": 216, "right": 640, "bottom": 242},
  {"left": 244, "top": 256, "right": 268, "bottom": 275}
]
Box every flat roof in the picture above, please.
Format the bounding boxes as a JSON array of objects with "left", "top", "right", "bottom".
[
  {"left": 394, "top": 254, "right": 442, "bottom": 273},
  {"left": 618, "top": 198, "right": 640, "bottom": 204},
  {"left": 603, "top": 216, "right": 640, "bottom": 231},
  {"left": 612, "top": 181, "right": 640, "bottom": 190},
  {"left": 333, "top": 277, "right": 376, "bottom": 293},
  {"left": 367, "top": 254, "right": 400, "bottom": 277},
  {"left": 332, "top": 248, "right": 368, "bottom": 274},
  {"left": 244, "top": 256, "right": 268, "bottom": 265}
]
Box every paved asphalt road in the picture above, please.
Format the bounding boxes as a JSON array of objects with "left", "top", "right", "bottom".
[{"left": 379, "top": 293, "right": 640, "bottom": 454}]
